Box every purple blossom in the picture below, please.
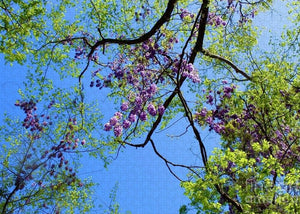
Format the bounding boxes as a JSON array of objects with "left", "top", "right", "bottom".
[
  {"left": 190, "top": 71, "right": 201, "bottom": 83},
  {"left": 223, "top": 86, "right": 234, "bottom": 94},
  {"left": 207, "top": 13, "right": 226, "bottom": 27},
  {"left": 230, "top": 114, "right": 238, "bottom": 119},
  {"left": 120, "top": 102, "right": 129, "bottom": 111},
  {"left": 135, "top": 96, "right": 143, "bottom": 106},
  {"left": 223, "top": 93, "right": 232, "bottom": 98},
  {"left": 104, "top": 123, "right": 112, "bottom": 131},
  {"left": 227, "top": 161, "right": 236, "bottom": 169},
  {"left": 276, "top": 150, "right": 284, "bottom": 159},
  {"left": 215, "top": 17, "right": 222, "bottom": 26},
  {"left": 158, "top": 105, "right": 165, "bottom": 115},
  {"left": 213, "top": 123, "right": 225, "bottom": 134},
  {"left": 131, "top": 106, "right": 140, "bottom": 115},
  {"left": 279, "top": 142, "right": 288, "bottom": 150},
  {"left": 182, "top": 71, "right": 189, "bottom": 78},
  {"left": 147, "top": 103, "right": 157, "bottom": 116},
  {"left": 142, "top": 43, "right": 149, "bottom": 50},
  {"left": 114, "top": 69, "right": 125, "bottom": 79},
  {"left": 199, "top": 108, "right": 208, "bottom": 117},
  {"left": 186, "top": 63, "right": 194, "bottom": 72},
  {"left": 145, "top": 52, "right": 152, "bottom": 59},
  {"left": 206, "top": 116, "right": 214, "bottom": 125},
  {"left": 139, "top": 111, "right": 147, "bottom": 121},
  {"left": 251, "top": 132, "right": 260, "bottom": 141},
  {"left": 206, "top": 94, "right": 214, "bottom": 105},
  {"left": 147, "top": 83, "right": 157, "bottom": 95},
  {"left": 128, "top": 113, "right": 137, "bottom": 122},
  {"left": 109, "top": 117, "right": 118, "bottom": 126},
  {"left": 181, "top": 64, "right": 201, "bottom": 83},
  {"left": 123, "top": 120, "right": 131, "bottom": 129},
  {"left": 207, "top": 19, "right": 214, "bottom": 25},
  {"left": 114, "top": 125, "right": 123, "bottom": 137},
  {"left": 275, "top": 130, "right": 283, "bottom": 140},
  {"left": 179, "top": 9, "right": 189, "bottom": 20},
  {"left": 114, "top": 111, "right": 123, "bottom": 119},
  {"left": 208, "top": 12, "right": 215, "bottom": 19},
  {"left": 284, "top": 125, "right": 290, "bottom": 133}
]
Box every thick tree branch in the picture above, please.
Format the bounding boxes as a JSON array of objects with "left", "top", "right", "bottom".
[
  {"left": 201, "top": 49, "right": 252, "bottom": 81},
  {"left": 87, "top": 0, "right": 178, "bottom": 58},
  {"left": 189, "top": 0, "right": 209, "bottom": 62}
]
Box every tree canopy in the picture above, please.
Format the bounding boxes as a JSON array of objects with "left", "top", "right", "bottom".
[{"left": 0, "top": 0, "right": 299, "bottom": 213}]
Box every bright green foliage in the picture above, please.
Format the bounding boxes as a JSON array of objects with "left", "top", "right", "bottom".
[{"left": 182, "top": 11, "right": 300, "bottom": 211}]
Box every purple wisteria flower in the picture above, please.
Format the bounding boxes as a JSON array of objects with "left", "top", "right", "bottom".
[
  {"left": 223, "top": 86, "right": 234, "bottom": 98},
  {"left": 139, "top": 111, "right": 147, "bottom": 121},
  {"left": 104, "top": 123, "right": 112, "bottom": 131},
  {"left": 179, "top": 8, "right": 194, "bottom": 20},
  {"left": 147, "top": 103, "right": 157, "bottom": 116},
  {"left": 275, "top": 130, "right": 283, "bottom": 140},
  {"left": 109, "top": 117, "right": 118, "bottom": 126},
  {"left": 207, "top": 12, "right": 226, "bottom": 27},
  {"left": 147, "top": 83, "right": 157, "bottom": 95},
  {"left": 128, "top": 113, "right": 137, "bottom": 122},
  {"left": 206, "top": 116, "right": 213, "bottom": 125},
  {"left": 114, "top": 125, "right": 123, "bottom": 137},
  {"left": 181, "top": 63, "right": 201, "bottom": 83},
  {"left": 186, "top": 63, "right": 194, "bottom": 72},
  {"left": 120, "top": 102, "right": 129, "bottom": 111},
  {"left": 142, "top": 43, "right": 149, "bottom": 50},
  {"left": 123, "top": 120, "right": 131, "bottom": 129},
  {"left": 275, "top": 150, "right": 284, "bottom": 159},
  {"left": 199, "top": 108, "right": 208, "bottom": 117},
  {"left": 158, "top": 105, "right": 165, "bottom": 115},
  {"left": 180, "top": 9, "right": 189, "bottom": 19},
  {"left": 135, "top": 96, "right": 143, "bottom": 106},
  {"left": 213, "top": 122, "right": 225, "bottom": 134},
  {"left": 206, "top": 94, "right": 214, "bottom": 105},
  {"left": 114, "top": 111, "right": 123, "bottom": 119}
]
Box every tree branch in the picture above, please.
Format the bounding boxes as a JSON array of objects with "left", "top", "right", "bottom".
[
  {"left": 189, "top": 0, "right": 209, "bottom": 61},
  {"left": 177, "top": 90, "right": 207, "bottom": 167},
  {"left": 201, "top": 49, "right": 252, "bottom": 81},
  {"left": 149, "top": 139, "right": 201, "bottom": 180},
  {"left": 86, "top": 0, "right": 178, "bottom": 59},
  {"left": 141, "top": 0, "right": 210, "bottom": 148},
  {"left": 215, "top": 184, "right": 243, "bottom": 212}
]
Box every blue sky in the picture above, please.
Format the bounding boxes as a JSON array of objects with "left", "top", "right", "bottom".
[
  {"left": 0, "top": 1, "right": 289, "bottom": 213},
  {"left": 0, "top": 59, "right": 208, "bottom": 214}
]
